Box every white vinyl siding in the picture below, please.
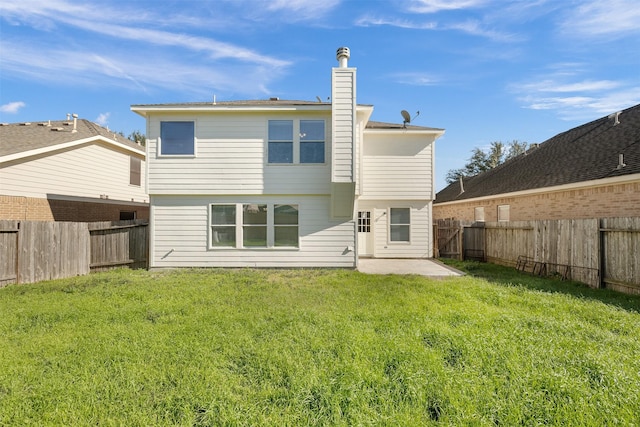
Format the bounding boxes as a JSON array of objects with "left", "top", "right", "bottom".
[
  {"left": 150, "top": 195, "right": 355, "bottom": 268},
  {"left": 331, "top": 68, "right": 356, "bottom": 183},
  {"left": 361, "top": 133, "right": 435, "bottom": 200},
  {"left": 0, "top": 143, "right": 147, "bottom": 203},
  {"left": 356, "top": 200, "right": 433, "bottom": 258},
  {"left": 146, "top": 114, "right": 330, "bottom": 195}
]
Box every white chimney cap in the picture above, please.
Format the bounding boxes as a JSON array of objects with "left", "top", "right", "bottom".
[{"left": 336, "top": 47, "right": 350, "bottom": 68}]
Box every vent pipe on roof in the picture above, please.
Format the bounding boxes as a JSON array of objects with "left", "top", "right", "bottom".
[
  {"left": 66, "top": 113, "right": 71, "bottom": 121},
  {"left": 459, "top": 176, "right": 465, "bottom": 194},
  {"left": 617, "top": 154, "right": 626, "bottom": 170},
  {"left": 72, "top": 113, "right": 78, "bottom": 133},
  {"left": 608, "top": 111, "right": 621, "bottom": 126},
  {"left": 336, "top": 47, "right": 350, "bottom": 68}
]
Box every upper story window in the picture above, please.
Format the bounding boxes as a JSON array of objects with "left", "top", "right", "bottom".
[
  {"left": 268, "top": 120, "right": 293, "bottom": 163},
  {"left": 268, "top": 119, "right": 325, "bottom": 164},
  {"left": 300, "top": 120, "right": 325, "bottom": 163},
  {"left": 160, "top": 121, "right": 194, "bottom": 156},
  {"left": 129, "top": 156, "right": 141, "bottom": 186}
]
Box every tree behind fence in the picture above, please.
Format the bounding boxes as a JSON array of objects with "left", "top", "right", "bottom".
[{"left": 0, "top": 220, "right": 148, "bottom": 287}]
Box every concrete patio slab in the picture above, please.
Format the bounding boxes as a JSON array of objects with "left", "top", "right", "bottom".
[{"left": 357, "top": 258, "right": 464, "bottom": 278}]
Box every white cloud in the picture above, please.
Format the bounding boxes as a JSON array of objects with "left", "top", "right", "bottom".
[
  {"left": 511, "top": 69, "right": 640, "bottom": 120},
  {"left": 407, "top": 0, "right": 488, "bottom": 14},
  {"left": 392, "top": 72, "right": 440, "bottom": 86},
  {"left": 355, "top": 15, "right": 437, "bottom": 30},
  {"left": 0, "top": 101, "right": 26, "bottom": 113},
  {"left": 560, "top": 0, "right": 640, "bottom": 38},
  {"left": 95, "top": 112, "right": 110, "bottom": 126}
]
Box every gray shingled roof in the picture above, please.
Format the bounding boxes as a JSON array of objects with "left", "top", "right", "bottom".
[
  {"left": 0, "top": 119, "right": 143, "bottom": 158},
  {"left": 131, "top": 99, "right": 334, "bottom": 108},
  {"left": 366, "top": 120, "right": 444, "bottom": 131},
  {"left": 435, "top": 103, "right": 640, "bottom": 203}
]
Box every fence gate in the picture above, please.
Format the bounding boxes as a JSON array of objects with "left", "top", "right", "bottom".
[
  {"left": 435, "top": 219, "right": 463, "bottom": 260},
  {"left": 463, "top": 223, "right": 486, "bottom": 261}
]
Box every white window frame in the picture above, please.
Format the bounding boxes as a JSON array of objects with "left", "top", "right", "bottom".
[
  {"left": 474, "top": 207, "right": 485, "bottom": 222},
  {"left": 388, "top": 207, "right": 411, "bottom": 244},
  {"left": 267, "top": 119, "right": 326, "bottom": 165},
  {"left": 158, "top": 121, "right": 196, "bottom": 157},
  {"left": 209, "top": 203, "right": 299, "bottom": 249}
]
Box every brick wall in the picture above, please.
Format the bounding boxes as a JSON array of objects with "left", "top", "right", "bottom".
[
  {"left": 0, "top": 195, "right": 149, "bottom": 222},
  {"left": 433, "top": 181, "right": 640, "bottom": 222}
]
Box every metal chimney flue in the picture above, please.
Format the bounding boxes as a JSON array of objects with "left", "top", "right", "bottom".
[{"left": 336, "top": 47, "right": 350, "bottom": 68}]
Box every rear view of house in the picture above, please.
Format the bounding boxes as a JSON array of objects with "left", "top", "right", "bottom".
[{"left": 132, "top": 48, "right": 444, "bottom": 268}]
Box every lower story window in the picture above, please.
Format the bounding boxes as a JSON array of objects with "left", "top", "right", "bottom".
[
  {"left": 274, "top": 204, "right": 298, "bottom": 247},
  {"left": 211, "top": 205, "right": 237, "bottom": 247},
  {"left": 390, "top": 208, "right": 410, "bottom": 242},
  {"left": 210, "top": 203, "right": 299, "bottom": 248}
]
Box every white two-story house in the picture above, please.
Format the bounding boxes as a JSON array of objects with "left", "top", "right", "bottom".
[{"left": 131, "top": 47, "right": 444, "bottom": 268}]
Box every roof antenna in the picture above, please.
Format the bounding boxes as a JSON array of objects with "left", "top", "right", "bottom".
[{"left": 401, "top": 110, "right": 420, "bottom": 128}]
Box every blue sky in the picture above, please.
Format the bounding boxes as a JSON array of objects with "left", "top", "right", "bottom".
[{"left": 1, "top": 0, "right": 639, "bottom": 191}]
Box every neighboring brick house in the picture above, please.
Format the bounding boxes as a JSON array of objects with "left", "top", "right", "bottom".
[
  {"left": 0, "top": 116, "right": 148, "bottom": 222},
  {"left": 434, "top": 103, "right": 640, "bottom": 222}
]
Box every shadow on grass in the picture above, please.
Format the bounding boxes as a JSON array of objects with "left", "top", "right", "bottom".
[{"left": 440, "top": 259, "right": 640, "bottom": 314}]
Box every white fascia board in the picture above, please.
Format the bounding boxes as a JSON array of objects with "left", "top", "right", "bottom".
[
  {"left": 131, "top": 105, "right": 333, "bottom": 117},
  {"left": 0, "top": 136, "right": 145, "bottom": 164},
  {"left": 364, "top": 128, "right": 445, "bottom": 137},
  {"left": 435, "top": 173, "right": 640, "bottom": 206},
  {"left": 357, "top": 105, "right": 375, "bottom": 124}
]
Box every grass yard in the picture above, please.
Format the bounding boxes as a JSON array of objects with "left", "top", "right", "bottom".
[{"left": 1, "top": 263, "right": 639, "bottom": 426}]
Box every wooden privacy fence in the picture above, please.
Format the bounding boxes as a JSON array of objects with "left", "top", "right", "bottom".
[
  {"left": 435, "top": 217, "right": 640, "bottom": 295},
  {"left": 0, "top": 220, "right": 148, "bottom": 286}
]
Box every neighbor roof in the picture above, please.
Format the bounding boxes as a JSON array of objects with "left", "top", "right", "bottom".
[
  {"left": 436, "top": 103, "right": 640, "bottom": 203},
  {"left": 0, "top": 118, "right": 144, "bottom": 159}
]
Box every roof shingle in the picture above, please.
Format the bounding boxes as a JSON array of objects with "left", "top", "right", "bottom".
[
  {"left": 436, "top": 103, "right": 640, "bottom": 203},
  {"left": 0, "top": 119, "right": 143, "bottom": 158}
]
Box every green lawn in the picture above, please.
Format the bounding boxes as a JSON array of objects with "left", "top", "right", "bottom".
[{"left": 1, "top": 263, "right": 639, "bottom": 426}]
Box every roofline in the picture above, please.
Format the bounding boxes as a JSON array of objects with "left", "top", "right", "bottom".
[
  {"left": 434, "top": 173, "right": 640, "bottom": 206},
  {"left": 0, "top": 135, "right": 145, "bottom": 164},
  {"left": 364, "top": 127, "right": 445, "bottom": 136},
  {"left": 130, "top": 103, "right": 375, "bottom": 117}
]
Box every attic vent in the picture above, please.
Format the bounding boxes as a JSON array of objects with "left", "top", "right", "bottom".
[
  {"left": 51, "top": 127, "right": 65, "bottom": 131},
  {"left": 0, "top": 123, "right": 9, "bottom": 126},
  {"left": 269, "top": 97, "right": 280, "bottom": 101},
  {"left": 21, "top": 122, "right": 32, "bottom": 126}
]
